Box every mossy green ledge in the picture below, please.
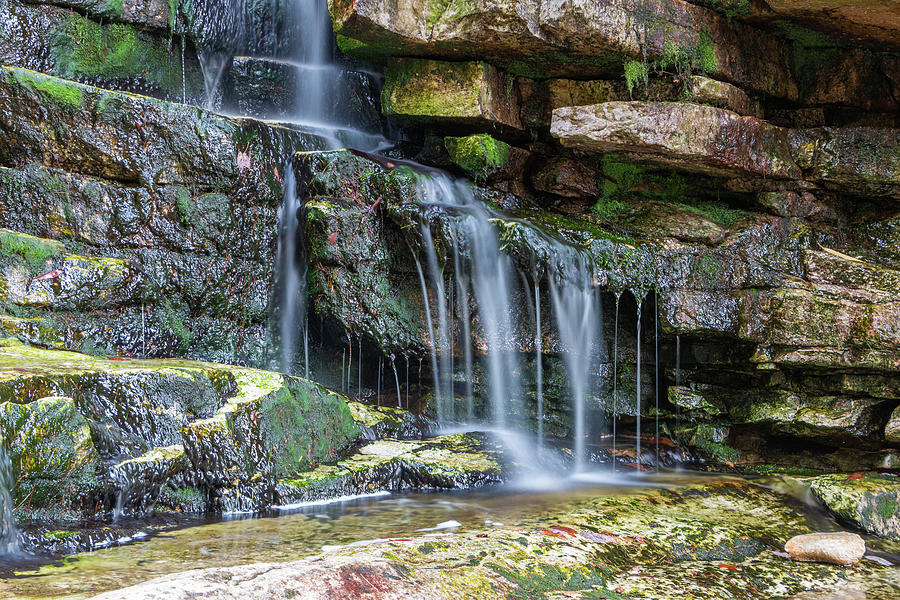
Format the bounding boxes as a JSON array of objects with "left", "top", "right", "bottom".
[
  {"left": 0, "top": 339, "right": 362, "bottom": 517},
  {"left": 276, "top": 433, "right": 504, "bottom": 505}
]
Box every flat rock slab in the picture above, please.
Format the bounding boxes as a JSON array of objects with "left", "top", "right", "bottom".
[
  {"left": 551, "top": 101, "right": 900, "bottom": 197},
  {"left": 785, "top": 532, "right": 866, "bottom": 566},
  {"left": 330, "top": 0, "right": 796, "bottom": 99}
]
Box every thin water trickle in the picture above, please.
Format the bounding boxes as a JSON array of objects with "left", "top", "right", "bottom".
[
  {"left": 358, "top": 338, "right": 362, "bottom": 400},
  {"left": 612, "top": 292, "right": 620, "bottom": 471},
  {"left": 675, "top": 335, "right": 681, "bottom": 435},
  {"left": 276, "top": 164, "right": 306, "bottom": 375},
  {"left": 391, "top": 355, "right": 402, "bottom": 408},
  {"left": 347, "top": 335, "right": 353, "bottom": 396},
  {"left": 0, "top": 443, "right": 19, "bottom": 555},
  {"left": 413, "top": 254, "right": 442, "bottom": 418},
  {"left": 655, "top": 293, "right": 660, "bottom": 471},
  {"left": 635, "top": 298, "right": 643, "bottom": 468},
  {"left": 533, "top": 273, "right": 544, "bottom": 453}
]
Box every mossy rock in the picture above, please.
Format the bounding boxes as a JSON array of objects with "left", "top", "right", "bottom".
[
  {"left": 444, "top": 134, "right": 510, "bottom": 179},
  {"left": 276, "top": 433, "right": 504, "bottom": 505},
  {"left": 0, "top": 395, "right": 100, "bottom": 507},
  {"left": 347, "top": 401, "right": 435, "bottom": 440},
  {"left": 810, "top": 473, "right": 900, "bottom": 540}
]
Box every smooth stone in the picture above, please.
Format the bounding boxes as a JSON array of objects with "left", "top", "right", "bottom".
[{"left": 785, "top": 532, "right": 865, "bottom": 565}]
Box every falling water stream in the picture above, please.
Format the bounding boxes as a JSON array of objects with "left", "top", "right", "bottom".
[{"left": 0, "top": 444, "right": 18, "bottom": 556}]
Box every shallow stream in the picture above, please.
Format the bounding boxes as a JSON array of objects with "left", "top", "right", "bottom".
[{"left": 3, "top": 471, "right": 896, "bottom": 599}]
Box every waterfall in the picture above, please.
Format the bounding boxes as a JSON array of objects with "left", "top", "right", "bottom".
[
  {"left": 549, "top": 264, "right": 600, "bottom": 471},
  {"left": 533, "top": 273, "right": 544, "bottom": 452},
  {"left": 0, "top": 443, "right": 18, "bottom": 555},
  {"left": 419, "top": 223, "right": 453, "bottom": 422},
  {"left": 413, "top": 174, "right": 519, "bottom": 430},
  {"left": 276, "top": 164, "right": 307, "bottom": 375},
  {"left": 635, "top": 298, "right": 643, "bottom": 468},
  {"left": 612, "top": 292, "right": 620, "bottom": 470}
]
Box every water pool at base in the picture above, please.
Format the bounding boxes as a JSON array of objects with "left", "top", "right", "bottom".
[{"left": 4, "top": 471, "right": 897, "bottom": 600}]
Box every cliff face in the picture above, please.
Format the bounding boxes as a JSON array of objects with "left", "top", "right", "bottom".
[{"left": 0, "top": 0, "right": 898, "bottom": 477}]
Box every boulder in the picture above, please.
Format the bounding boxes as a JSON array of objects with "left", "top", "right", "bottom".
[
  {"left": 381, "top": 58, "right": 522, "bottom": 129},
  {"left": 886, "top": 407, "right": 900, "bottom": 444},
  {"left": 551, "top": 101, "right": 801, "bottom": 181},
  {"left": 689, "top": 76, "right": 759, "bottom": 117},
  {"left": 330, "top": 0, "right": 797, "bottom": 99},
  {"left": 810, "top": 473, "right": 900, "bottom": 541},
  {"left": 531, "top": 158, "right": 599, "bottom": 198},
  {"left": 347, "top": 401, "right": 435, "bottom": 440},
  {"left": 784, "top": 532, "right": 866, "bottom": 566}
]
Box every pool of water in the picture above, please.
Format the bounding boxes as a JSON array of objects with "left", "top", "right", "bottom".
[{"left": 0, "top": 471, "right": 892, "bottom": 599}]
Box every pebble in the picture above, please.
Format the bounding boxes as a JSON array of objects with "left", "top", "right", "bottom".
[{"left": 784, "top": 532, "right": 866, "bottom": 566}]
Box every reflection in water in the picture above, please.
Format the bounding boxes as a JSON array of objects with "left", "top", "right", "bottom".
[{"left": 1, "top": 473, "right": 896, "bottom": 599}]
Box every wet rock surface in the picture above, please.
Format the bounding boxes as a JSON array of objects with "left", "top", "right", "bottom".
[
  {"left": 84, "top": 479, "right": 900, "bottom": 600},
  {"left": 811, "top": 474, "right": 900, "bottom": 541}
]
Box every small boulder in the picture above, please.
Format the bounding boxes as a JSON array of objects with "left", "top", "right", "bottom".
[{"left": 785, "top": 532, "right": 865, "bottom": 565}]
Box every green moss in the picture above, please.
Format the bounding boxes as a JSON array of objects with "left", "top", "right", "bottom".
[
  {"left": 382, "top": 59, "right": 483, "bottom": 119},
  {"left": 52, "top": 16, "right": 183, "bottom": 92},
  {"left": 174, "top": 186, "right": 194, "bottom": 226},
  {"left": 100, "top": 0, "right": 124, "bottom": 19},
  {"left": 11, "top": 70, "right": 83, "bottom": 109},
  {"left": 692, "top": 424, "right": 741, "bottom": 464},
  {"left": 0, "top": 230, "right": 64, "bottom": 269},
  {"left": 623, "top": 60, "right": 648, "bottom": 98},
  {"left": 444, "top": 134, "right": 510, "bottom": 179},
  {"left": 160, "top": 299, "right": 193, "bottom": 353},
  {"left": 876, "top": 494, "right": 897, "bottom": 520},
  {"left": 703, "top": 0, "right": 750, "bottom": 21},
  {"left": 45, "top": 529, "right": 79, "bottom": 540}
]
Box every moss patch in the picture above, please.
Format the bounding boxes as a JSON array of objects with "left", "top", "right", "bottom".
[
  {"left": 444, "top": 134, "right": 510, "bottom": 179},
  {"left": 10, "top": 69, "right": 83, "bottom": 109},
  {"left": 52, "top": 15, "right": 184, "bottom": 92},
  {"left": 0, "top": 229, "right": 65, "bottom": 269}
]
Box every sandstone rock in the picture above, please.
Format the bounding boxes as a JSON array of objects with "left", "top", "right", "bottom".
[
  {"left": 886, "top": 407, "right": 900, "bottom": 444},
  {"left": 756, "top": 191, "right": 836, "bottom": 221},
  {"left": 785, "top": 532, "right": 865, "bottom": 565},
  {"left": 444, "top": 134, "right": 529, "bottom": 182},
  {"left": 347, "top": 401, "right": 435, "bottom": 440},
  {"left": 690, "top": 76, "right": 759, "bottom": 117},
  {"left": 551, "top": 101, "right": 801, "bottom": 181},
  {"left": 552, "top": 102, "right": 900, "bottom": 198},
  {"left": 275, "top": 433, "right": 504, "bottom": 505},
  {"left": 531, "top": 157, "right": 599, "bottom": 198},
  {"left": 0, "top": 395, "right": 100, "bottom": 507},
  {"left": 330, "top": 0, "right": 797, "bottom": 99},
  {"left": 810, "top": 474, "right": 900, "bottom": 541},
  {"left": 381, "top": 58, "right": 521, "bottom": 129},
  {"left": 790, "top": 127, "right": 900, "bottom": 199},
  {"left": 751, "top": 1, "right": 900, "bottom": 51}
]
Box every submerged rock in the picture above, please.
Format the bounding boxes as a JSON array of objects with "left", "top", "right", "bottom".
[
  {"left": 810, "top": 474, "right": 900, "bottom": 541},
  {"left": 785, "top": 532, "right": 866, "bottom": 566}
]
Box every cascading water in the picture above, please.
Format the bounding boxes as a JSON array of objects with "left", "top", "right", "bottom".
[
  {"left": 0, "top": 442, "right": 19, "bottom": 555},
  {"left": 549, "top": 263, "right": 601, "bottom": 471},
  {"left": 276, "top": 165, "right": 308, "bottom": 375},
  {"left": 413, "top": 175, "right": 520, "bottom": 430}
]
